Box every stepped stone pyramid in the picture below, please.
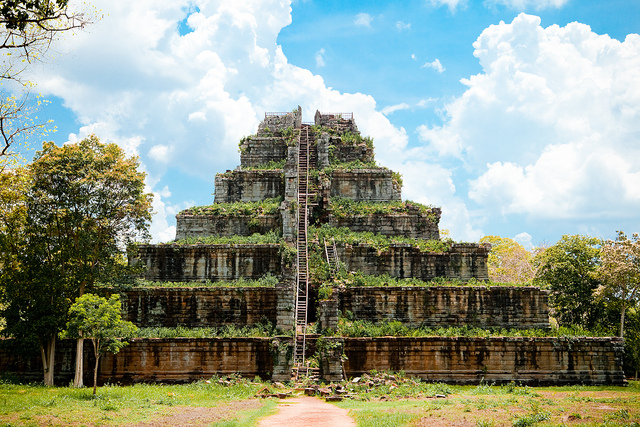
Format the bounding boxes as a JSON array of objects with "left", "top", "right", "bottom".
[{"left": 0, "top": 108, "right": 624, "bottom": 385}]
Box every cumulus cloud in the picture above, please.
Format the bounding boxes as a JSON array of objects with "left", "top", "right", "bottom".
[
  {"left": 315, "top": 48, "right": 326, "bottom": 67},
  {"left": 354, "top": 13, "right": 373, "bottom": 27},
  {"left": 429, "top": 0, "right": 467, "bottom": 12},
  {"left": 422, "top": 58, "right": 445, "bottom": 73},
  {"left": 381, "top": 103, "right": 410, "bottom": 115},
  {"left": 420, "top": 13, "right": 640, "bottom": 229}
]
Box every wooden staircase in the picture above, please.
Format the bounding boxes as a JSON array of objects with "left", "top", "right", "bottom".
[
  {"left": 324, "top": 238, "right": 339, "bottom": 277},
  {"left": 293, "top": 125, "right": 315, "bottom": 369}
]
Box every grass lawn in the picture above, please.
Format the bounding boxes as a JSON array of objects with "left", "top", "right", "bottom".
[{"left": 0, "top": 379, "right": 638, "bottom": 426}]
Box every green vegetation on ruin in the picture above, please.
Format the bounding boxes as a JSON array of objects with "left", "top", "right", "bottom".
[
  {"left": 168, "top": 230, "right": 282, "bottom": 245},
  {"left": 135, "top": 322, "right": 279, "bottom": 339},
  {"left": 308, "top": 225, "right": 453, "bottom": 254},
  {"left": 333, "top": 319, "right": 604, "bottom": 338},
  {"left": 329, "top": 197, "right": 439, "bottom": 221},
  {"left": 103, "top": 274, "right": 280, "bottom": 289},
  {"left": 243, "top": 160, "right": 287, "bottom": 170},
  {"left": 178, "top": 197, "right": 282, "bottom": 216}
]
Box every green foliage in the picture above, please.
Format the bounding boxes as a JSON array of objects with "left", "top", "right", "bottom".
[
  {"left": 171, "top": 230, "right": 282, "bottom": 245},
  {"left": 244, "top": 160, "right": 286, "bottom": 170},
  {"left": 308, "top": 225, "right": 453, "bottom": 254},
  {"left": 322, "top": 271, "right": 518, "bottom": 288},
  {"left": 135, "top": 322, "right": 277, "bottom": 338},
  {"left": 61, "top": 293, "right": 137, "bottom": 394},
  {"left": 322, "top": 159, "right": 379, "bottom": 173},
  {"left": 329, "top": 197, "right": 439, "bottom": 222},
  {"left": 335, "top": 319, "right": 601, "bottom": 338},
  {"left": 179, "top": 197, "right": 282, "bottom": 216},
  {"left": 115, "top": 274, "right": 280, "bottom": 289},
  {"left": 534, "top": 234, "right": 604, "bottom": 329},
  {"left": 512, "top": 411, "right": 550, "bottom": 426},
  {"left": 480, "top": 236, "right": 536, "bottom": 284},
  {"left": 0, "top": 136, "right": 152, "bottom": 385}
]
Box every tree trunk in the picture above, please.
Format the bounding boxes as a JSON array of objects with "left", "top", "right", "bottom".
[
  {"left": 40, "top": 336, "right": 56, "bottom": 386},
  {"left": 620, "top": 305, "right": 626, "bottom": 338},
  {"left": 73, "top": 337, "right": 84, "bottom": 387},
  {"left": 92, "top": 338, "right": 100, "bottom": 395}
]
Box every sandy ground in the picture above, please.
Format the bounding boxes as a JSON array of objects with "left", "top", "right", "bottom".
[{"left": 257, "top": 396, "right": 356, "bottom": 427}]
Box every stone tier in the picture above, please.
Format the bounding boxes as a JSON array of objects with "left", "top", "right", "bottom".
[
  {"left": 329, "top": 169, "right": 401, "bottom": 202},
  {"left": 135, "top": 244, "right": 282, "bottom": 282},
  {"left": 214, "top": 170, "right": 284, "bottom": 203},
  {"left": 328, "top": 207, "right": 441, "bottom": 240},
  {"left": 337, "top": 336, "right": 626, "bottom": 385},
  {"left": 0, "top": 336, "right": 625, "bottom": 385},
  {"left": 175, "top": 213, "right": 281, "bottom": 240},
  {"left": 121, "top": 287, "right": 279, "bottom": 328},
  {"left": 339, "top": 243, "right": 491, "bottom": 281},
  {"left": 239, "top": 136, "right": 288, "bottom": 168}
]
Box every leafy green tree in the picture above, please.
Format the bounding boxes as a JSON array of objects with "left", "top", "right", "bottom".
[
  {"left": 597, "top": 231, "right": 640, "bottom": 338},
  {"left": 61, "top": 293, "right": 137, "bottom": 395},
  {"left": 533, "top": 234, "right": 604, "bottom": 329},
  {"left": 480, "top": 235, "right": 535, "bottom": 283},
  {"left": 0, "top": 136, "right": 152, "bottom": 386}
]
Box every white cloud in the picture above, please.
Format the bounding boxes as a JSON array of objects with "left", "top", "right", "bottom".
[
  {"left": 420, "top": 13, "right": 640, "bottom": 226},
  {"left": 422, "top": 58, "right": 445, "bottom": 73},
  {"left": 429, "top": 0, "right": 467, "bottom": 12},
  {"left": 354, "top": 13, "right": 372, "bottom": 27},
  {"left": 381, "top": 103, "right": 410, "bottom": 115},
  {"left": 411, "top": 54, "right": 417, "bottom": 60},
  {"left": 513, "top": 232, "right": 533, "bottom": 249},
  {"left": 315, "top": 48, "right": 326, "bottom": 67},
  {"left": 396, "top": 21, "right": 411, "bottom": 31},
  {"left": 486, "top": 0, "right": 569, "bottom": 10}
]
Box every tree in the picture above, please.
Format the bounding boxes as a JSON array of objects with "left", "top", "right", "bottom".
[
  {"left": 61, "top": 293, "right": 137, "bottom": 395},
  {"left": 0, "top": 136, "right": 152, "bottom": 386},
  {"left": 533, "top": 234, "right": 603, "bottom": 329},
  {"left": 480, "top": 236, "right": 536, "bottom": 283},
  {"left": 1, "top": 0, "right": 92, "bottom": 157},
  {"left": 597, "top": 231, "right": 640, "bottom": 338}
]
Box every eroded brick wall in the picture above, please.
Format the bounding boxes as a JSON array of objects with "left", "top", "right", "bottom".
[
  {"left": 214, "top": 170, "right": 284, "bottom": 203},
  {"left": 339, "top": 243, "right": 490, "bottom": 281},
  {"left": 120, "top": 287, "right": 278, "bottom": 328},
  {"left": 239, "top": 137, "right": 288, "bottom": 168},
  {"left": 135, "top": 244, "right": 282, "bottom": 281},
  {"left": 340, "top": 337, "right": 626, "bottom": 385},
  {"left": 328, "top": 209, "right": 441, "bottom": 240},
  {"left": 175, "top": 214, "right": 281, "bottom": 239},
  {"left": 339, "top": 286, "right": 550, "bottom": 329},
  {"left": 330, "top": 170, "right": 401, "bottom": 202}
]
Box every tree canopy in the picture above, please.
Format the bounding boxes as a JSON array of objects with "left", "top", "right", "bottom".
[
  {"left": 61, "top": 293, "right": 137, "bottom": 395},
  {"left": 480, "top": 235, "right": 536, "bottom": 283},
  {"left": 0, "top": 136, "right": 152, "bottom": 385}
]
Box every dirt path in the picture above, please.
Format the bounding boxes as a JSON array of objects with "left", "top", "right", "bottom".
[{"left": 257, "top": 396, "right": 356, "bottom": 427}]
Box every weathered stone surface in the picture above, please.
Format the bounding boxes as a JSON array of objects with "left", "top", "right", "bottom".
[
  {"left": 240, "top": 137, "right": 288, "bottom": 168},
  {"left": 339, "top": 243, "right": 491, "bottom": 281},
  {"left": 120, "top": 287, "right": 278, "bottom": 328},
  {"left": 330, "top": 169, "right": 401, "bottom": 202},
  {"left": 339, "top": 286, "right": 550, "bottom": 329},
  {"left": 214, "top": 170, "right": 284, "bottom": 203},
  {"left": 175, "top": 214, "right": 281, "bottom": 239},
  {"left": 328, "top": 208, "right": 441, "bottom": 240},
  {"left": 259, "top": 108, "right": 301, "bottom": 134},
  {"left": 341, "top": 337, "right": 626, "bottom": 385},
  {"left": 314, "top": 110, "right": 358, "bottom": 133},
  {"left": 135, "top": 244, "right": 282, "bottom": 282},
  {"left": 317, "top": 298, "right": 339, "bottom": 332}
]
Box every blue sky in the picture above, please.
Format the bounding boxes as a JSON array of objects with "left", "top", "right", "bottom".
[{"left": 12, "top": 0, "right": 640, "bottom": 247}]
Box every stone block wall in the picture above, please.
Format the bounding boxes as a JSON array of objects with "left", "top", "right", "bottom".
[
  {"left": 100, "top": 338, "right": 274, "bottom": 383},
  {"left": 314, "top": 111, "right": 358, "bottom": 133},
  {"left": 328, "top": 209, "right": 441, "bottom": 240},
  {"left": 214, "top": 170, "right": 284, "bottom": 203},
  {"left": 332, "top": 144, "right": 374, "bottom": 164},
  {"left": 135, "top": 244, "right": 282, "bottom": 282},
  {"left": 175, "top": 214, "right": 281, "bottom": 239},
  {"left": 259, "top": 108, "right": 301, "bottom": 134},
  {"left": 338, "top": 286, "right": 550, "bottom": 329},
  {"left": 339, "top": 243, "right": 491, "bottom": 281},
  {"left": 341, "top": 337, "right": 626, "bottom": 385},
  {"left": 120, "top": 287, "right": 278, "bottom": 328},
  {"left": 330, "top": 169, "right": 401, "bottom": 202},
  {"left": 239, "top": 137, "right": 288, "bottom": 168}
]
